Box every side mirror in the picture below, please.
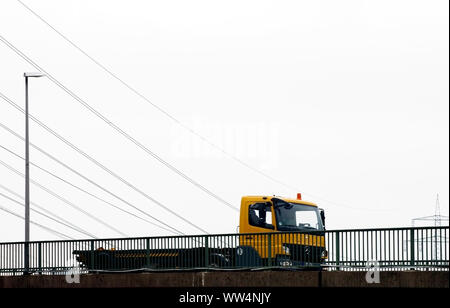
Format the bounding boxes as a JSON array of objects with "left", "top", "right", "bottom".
[
  {"left": 272, "top": 197, "right": 291, "bottom": 208},
  {"left": 319, "top": 208, "right": 326, "bottom": 229}
]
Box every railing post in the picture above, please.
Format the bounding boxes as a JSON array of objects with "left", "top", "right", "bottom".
[
  {"left": 204, "top": 236, "right": 209, "bottom": 268},
  {"left": 146, "top": 238, "right": 150, "bottom": 269},
  {"left": 336, "top": 232, "right": 341, "bottom": 270},
  {"left": 24, "top": 242, "right": 29, "bottom": 275},
  {"left": 38, "top": 242, "right": 42, "bottom": 275},
  {"left": 90, "top": 240, "right": 95, "bottom": 271},
  {"left": 268, "top": 233, "right": 272, "bottom": 267},
  {"left": 410, "top": 229, "right": 415, "bottom": 268}
]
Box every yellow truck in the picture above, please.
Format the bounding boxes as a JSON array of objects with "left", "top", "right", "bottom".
[{"left": 74, "top": 194, "right": 327, "bottom": 271}]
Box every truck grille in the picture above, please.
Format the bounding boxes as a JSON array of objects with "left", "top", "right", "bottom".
[{"left": 284, "top": 244, "right": 324, "bottom": 264}]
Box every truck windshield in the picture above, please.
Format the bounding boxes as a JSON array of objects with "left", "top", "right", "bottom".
[{"left": 274, "top": 202, "right": 323, "bottom": 231}]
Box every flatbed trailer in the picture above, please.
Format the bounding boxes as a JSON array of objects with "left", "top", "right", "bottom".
[{"left": 73, "top": 237, "right": 325, "bottom": 271}]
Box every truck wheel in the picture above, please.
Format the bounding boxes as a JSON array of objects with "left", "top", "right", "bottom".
[{"left": 97, "top": 252, "right": 112, "bottom": 271}]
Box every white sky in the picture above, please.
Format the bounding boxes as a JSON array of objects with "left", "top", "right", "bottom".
[{"left": 0, "top": 0, "right": 448, "bottom": 242}]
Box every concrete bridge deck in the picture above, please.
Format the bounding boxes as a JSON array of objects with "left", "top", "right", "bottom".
[{"left": 0, "top": 270, "right": 448, "bottom": 288}]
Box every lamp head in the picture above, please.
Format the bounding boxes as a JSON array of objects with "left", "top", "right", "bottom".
[{"left": 24, "top": 72, "right": 45, "bottom": 78}]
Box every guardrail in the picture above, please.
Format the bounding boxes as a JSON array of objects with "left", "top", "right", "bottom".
[{"left": 0, "top": 226, "right": 448, "bottom": 275}]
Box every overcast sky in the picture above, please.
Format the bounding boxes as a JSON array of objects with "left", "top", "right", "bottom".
[{"left": 0, "top": 0, "right": 448, "bottom": 242}]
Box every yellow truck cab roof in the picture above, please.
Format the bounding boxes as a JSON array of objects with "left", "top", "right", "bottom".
[{"left": 241, "top": 196, "right": 318, "bottom": 207}]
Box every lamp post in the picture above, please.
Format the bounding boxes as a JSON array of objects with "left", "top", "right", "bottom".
[{"left": 23, "top": 72, "right": 45, "bottom": 274}]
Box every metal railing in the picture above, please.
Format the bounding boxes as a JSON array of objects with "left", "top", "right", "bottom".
[{"left": 0, "top": 226, "right": 448, "bottom": 275}]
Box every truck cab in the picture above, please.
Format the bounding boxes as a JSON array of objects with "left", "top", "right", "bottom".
[{"left": 237, "top": 194, "right": 327, "bottom": 267}]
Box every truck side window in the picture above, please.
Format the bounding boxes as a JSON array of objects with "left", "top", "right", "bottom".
[{"left": 248, "top": 203, "right": 274, "bottom": 229}]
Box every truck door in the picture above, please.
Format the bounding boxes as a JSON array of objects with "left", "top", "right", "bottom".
[{"left": 240, "top": 202, "right": 275, "bottom": 261}]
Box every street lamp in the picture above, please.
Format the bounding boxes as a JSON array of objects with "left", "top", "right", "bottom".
[{"left": 23, "top": 72, "right": 45, "bottom": 274}]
